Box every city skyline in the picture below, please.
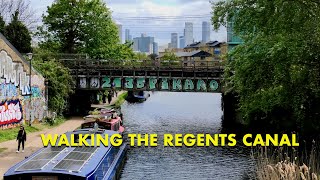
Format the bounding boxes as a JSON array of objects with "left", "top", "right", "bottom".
[{"left": 30, "top": 0, "right": 226, "bottom": 46}]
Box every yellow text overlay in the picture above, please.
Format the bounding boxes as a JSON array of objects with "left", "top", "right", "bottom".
[{"left": 40, "top": 134, "right": 299, "bottom": 147}]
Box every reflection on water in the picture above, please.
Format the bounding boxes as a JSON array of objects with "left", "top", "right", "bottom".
[{"left": 120, "top": 92, "right": 253, "bottom": 180}]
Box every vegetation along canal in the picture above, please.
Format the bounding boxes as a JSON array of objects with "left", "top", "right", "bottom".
[{"left": 120, "top": 92, "right": 253, "bottom": 180}]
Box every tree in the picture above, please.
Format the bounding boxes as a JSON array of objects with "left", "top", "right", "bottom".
[
  {"left": 211, "top": 0, "right": 320, "bottom": 133},
  {"left": 32, "top": 48, "right": 74, "bottom": 115},
  {"left": 0, "top": 0, "right": 38, "bottom": 30},
  {"left": 4, "top": 11, "right": 32, "bottom": 53},
  {"left": 41, "top": 0, "right": 126, "bottom": 59},
  {"left": 0, "top": 14, "right": 5, "bottom": 33},
  {"left": 148, "top": 53, "right": 158, "bottom": 61},
  {"left": 135, "top": 52, "right": 148, "bottom": 60},
  {"left": 161, "top": 52, "right": 179, "bottom": 61}
]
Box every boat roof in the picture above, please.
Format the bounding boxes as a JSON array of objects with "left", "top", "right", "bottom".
[
  {"left": 4, "top": 129, "right": 123, "bottom": 178},
  {"left": 82, "top": 117, "right": 120, "bottom": 124}
]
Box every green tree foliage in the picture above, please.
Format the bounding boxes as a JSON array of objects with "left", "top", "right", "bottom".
[
  {"left": 148, "top": 53, "right": 158, "bottom": 61},
  {"left": 0, "top": 14, "right": 5, "bottom": 34},
  {"left": 211, "top": 0, "right": 320, "bottom": 133},
  {"left": 135, "top": 52, "right": 149, "bottom": 60},
  {"left": 41, "top": 0, "right": 133, "bottom": 59},
  {"left": 161, "top": 52, "right": 179, "bottom": 61},
  {"left": 4, "top": 11, "right": 32, "bottom": 53},
  {"left": 32, "top": 49, "right": 74, "bottom": 115}
]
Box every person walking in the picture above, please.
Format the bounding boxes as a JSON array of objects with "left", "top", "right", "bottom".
[
  {"left": 111, "top": 82, "right": 117, "bottom": 97},
  {"left": 108, "top": 91, "right": 112, "bottom": 104},
  {"left": 16, "top": 126, "right": 26, "bottom": 153}
]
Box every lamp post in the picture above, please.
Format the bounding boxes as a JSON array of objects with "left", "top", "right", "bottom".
[{"left": 26, "top": 53, "right": 33, "bottom": 126}]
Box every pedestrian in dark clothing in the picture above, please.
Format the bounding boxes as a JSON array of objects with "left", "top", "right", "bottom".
[
  {"left": 16, "top": 126, "right": 26, "bottom": 153},
  {"left": 108, "top": 91, "right": 112, "bottom": 104},
  {"left": 102, "top": 93, "right": 106, "bottom": 104},
  {"left": 111, "top": 82, "right": 117, "bottom": 97}
]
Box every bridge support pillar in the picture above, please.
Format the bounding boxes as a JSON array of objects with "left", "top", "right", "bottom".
[{"left": 221, "top": 92, "right": 243, "bottom": 128}]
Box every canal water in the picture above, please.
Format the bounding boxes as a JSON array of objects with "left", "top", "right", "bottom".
[{"left": 120, "top": 92, "right": 253, "bottom": 180}]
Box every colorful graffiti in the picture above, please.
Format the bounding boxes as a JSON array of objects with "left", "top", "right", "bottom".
[
  {"left": 24, "top": 98, "right": 45, "bottom": 122},
  {"left": 0, "top": 99, "right": 23, "bottom": 129},
  {"left": 96, "top": 77, "right": 220, "bottom": 92},
  {"left": 0, "top": 49, "right": 47, "bottom": 128},
  {"left": 0, "top": 51, "right": 31, "bottom": 95},
  {"left": 0, "top": 83, "right": 18, "bottom": 101}
]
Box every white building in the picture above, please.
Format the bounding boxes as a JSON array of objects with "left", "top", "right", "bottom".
[
  {"left": 202, "top": 21, "right": 210, "bottom": 43},
  {"left": 184, "top": 22, "right": 193, "bottom": 46},
  {"left": 171, "top": 33, "right": 178, "bottom": 49}
]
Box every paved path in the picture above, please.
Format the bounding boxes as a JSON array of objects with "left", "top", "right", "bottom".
[
  {"left": 0, "top": 117, "right": 83, "bottom": 179},
  {"left": 0, "top": 91, "right": 126, "bottom": 179}
]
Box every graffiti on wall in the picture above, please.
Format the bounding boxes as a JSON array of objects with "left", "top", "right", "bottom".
[
  {"left": 0, "top": 50, "right": 47, "bottom": 128},
  {"left": 23, "top": 86, "right": 45, "bottom": 122},
  {"left": 0, "top": 83, "right": 18, "bottom": 101},
  {"left": 24, "top": 98, "right": 45, "bottom": 122},
  {"left": 0, "top": 99, "right": 23, "bottom": 129},
  {"left": 0, "top": 51, "right": 31, "bottom": 95}
]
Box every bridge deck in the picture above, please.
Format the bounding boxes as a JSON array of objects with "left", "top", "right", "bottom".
[{"left": 59, "top": 59, "right": 224, "bottom": 92}]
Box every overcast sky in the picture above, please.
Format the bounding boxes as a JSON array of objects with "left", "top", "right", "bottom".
[{"left": 30, "top": 0, "right": 226, "bottom": 46}]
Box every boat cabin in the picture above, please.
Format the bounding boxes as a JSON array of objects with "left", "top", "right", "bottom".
[{"left": 81, "top": 115, "right": 124, "bottom": 133}]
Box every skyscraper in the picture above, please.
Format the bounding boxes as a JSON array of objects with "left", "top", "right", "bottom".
[
  {"left": 125, "top": 29, "right": 131, "bottom": 42},
  {"left": 153, "top": 42, "right": 159, "bottom": 55},
  {"left": 184, "top": 22, "right": 193, "bottom": 46},
  {"left": 117, "top": 24, "right": 123, "bottom": 43},
  {"left": 171, "top": 33, "right": 178, "bottom": 49},
  {"left": 202, "top": 21, "right": 210, "bottom": 43},
  {"left": 133, "top": 34, "right": 155, "bottom": 54},
  {"left": 179, "top": 36, "right": 185, "bottom": 48}
]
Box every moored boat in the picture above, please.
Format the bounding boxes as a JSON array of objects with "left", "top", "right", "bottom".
[
  {"left": 81, "top": 114, "right": 124, "bottom": 134},
  {"left": 125, "top": 91, "right": 150, "bottom": 103},
  {"left": 3, "top": 129, "right": 127, "bottom": 180}
]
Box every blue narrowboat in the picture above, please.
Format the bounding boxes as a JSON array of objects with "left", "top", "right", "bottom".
[{"left": 3, "top": 129, "right": 127, "bottom": 180}]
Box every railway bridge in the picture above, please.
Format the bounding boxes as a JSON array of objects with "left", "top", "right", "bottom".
[{"left": 59, "top": 58, "right": 224, "bottom": 93}]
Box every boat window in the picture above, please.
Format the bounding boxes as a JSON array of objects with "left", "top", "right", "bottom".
[{"left": 81, "top": 122, "right": 111, "bottom": 130}]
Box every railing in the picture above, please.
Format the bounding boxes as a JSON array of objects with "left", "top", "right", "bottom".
[{"left": 59, "top": 59, "right": 224, "bottom": 71}]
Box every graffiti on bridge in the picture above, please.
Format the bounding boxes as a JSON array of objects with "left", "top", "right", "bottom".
[
  {"left": 0, "top": 99, "right": 23, "bottom": 129},
  {"left": 79, "top": 77, "right": 220, "bottom": 92}
]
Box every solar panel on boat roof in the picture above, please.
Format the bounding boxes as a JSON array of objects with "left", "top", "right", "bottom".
[
  {"left": 53, "top": 160, "right": 86, "bottom": 172},
  {"left": 15, "top": 147, "right": 65, "bottom": 172},
  {"left": 32, "top": 152, "right": 60, "bottom": 160},
  {"left": 52, "top": 147, "right": 98, "bottom": 171},
  {"left": 64, "top": 152, "right": 92, "bottom": 161},
  {"left": 15, "top": 160, "right": 48, "bottom": 171}
]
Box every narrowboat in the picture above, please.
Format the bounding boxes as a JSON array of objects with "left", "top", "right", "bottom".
[
  {"left": 3, "top": 129, "right": 127, "bottom": 180},
  {"left": 81, "top": 114, "right": 124, "bottom": 134},
  {"left": 125, "top": 91, "right": 150, "bottom": 103}
]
